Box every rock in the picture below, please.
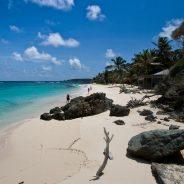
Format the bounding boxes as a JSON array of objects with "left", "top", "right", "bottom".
[
  {"left": 40, "top": 113, "right": 52, "bottom": 121},
  {"left": 169, "top": 125, "right": 180, "bottom": 130},
  {"left": 145, "top": 115, "right": 157, "bottom": 122},
  {"left": 157, "top": 121, "right": 162, "bottom": 124},
  {"left": 151, "top": 163, "right": 184, "bottom": 184},
  {"left": 113, "top": 120, "right": 125, "bottom": 125},
  {"left": 61, "top": 93, "right": 113, "bottom": 120},
  {"left": 163, "top": 117, "right": 170, "bottom": 122},
  {"left": 110, "top": 105, "right": 130, "bottom": 117},
  {"left": 139, "top": 109, "right": 153, "bottom": 116},
  {"left": 127, "top": 129, "right": 184, "bottom": 161},
  {"left": 50, "top": 107, "right": 61, "bottom": 114},
  {"left": 52, "top": 112, "right": 65, "bottom": 120},
  {"left": 155, "top": 59, "right": 184, "bottom": 120}
]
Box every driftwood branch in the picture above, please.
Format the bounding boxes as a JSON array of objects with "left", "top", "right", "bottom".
[
  {"left": 127, "top": 94, "right": 157, "bottom": 108},
  {"left": 90, "top": 127, "right": 114, "bottom": 181}
]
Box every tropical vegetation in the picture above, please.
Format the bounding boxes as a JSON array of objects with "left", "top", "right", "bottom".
[{"left": 93, "top": 21, "right": 184, "bottom": 85}]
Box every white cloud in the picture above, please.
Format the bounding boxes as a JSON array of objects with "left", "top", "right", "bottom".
[
  {"left": 12, "top": 52, "right": 23, "bottom": 61},
  {"left": 159, "top": 19, "right": 184, "bottom": 39},
  {"left": 1, "top": 38, "right": 9, "bottom": 44},
  {"left": 24, "top": 46, "right": 61, "bottom": 65},
  {"left": 105, "top": 49, "right": 116, "bottom": 58},
  {"left": 25, "top": 0, "right": 74, "bottom": 10},
  {"left": 86, "top": 5, "right": 105, "bottom": 21},
  {"left": 69, "top": 57, "right": 88, "bottom": 70},
  {"left": 41, "top": 65, "right": 52, "bottom": 71},
  {"left": 9, "top": 25, "right": 21, "bottom": 32},
  {"left": 38, "top": 32, "right": 79, "bottom": 47}
]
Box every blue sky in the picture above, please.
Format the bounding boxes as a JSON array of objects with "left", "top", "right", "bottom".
[{"left": 0, "top": 0, "right": 184, "bottom": 81}]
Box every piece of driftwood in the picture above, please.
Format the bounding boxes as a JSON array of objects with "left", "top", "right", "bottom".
[
  {"left": 90, "top": 128, "right": 114, "bottom": 181},
  {"left": 127, "top": 94, "right": 156, "bottom": 108}
]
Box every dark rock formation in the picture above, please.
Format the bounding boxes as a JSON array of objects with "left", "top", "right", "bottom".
[
  {"left": 52, "top": 112, "right": 65, "bottom": 120},
  {"left": 127, "top": 129, "right": 184, "bottom": 161},
  {"left": 40, "top": 113, "right": 52, "bottom": 121},
  {"left": 110, "top": 105, "right": 130, "bottom": 117},
  {"left": 139, "top": 109, "right": 153, "bottom": 116},
  {"left": 50, "top": 107, "right": 61, "bottom": 114},
  {"left": 155, "top": 59, "right": 184, "bottom": 122},
  {"left": 145, "top": 115, "right": 157, "bottom": 122},
  {"left": 151, "top": 163, "right": 184, "bottom": 184},
  {"left": 169, "top": 125, "right": 180, "bottom": 130},
  {"left": 62, "top": 93, "right": 113, "bottom": 120},
  {"left": 113, "top": 120, "right": 125, "bottom": 125}
]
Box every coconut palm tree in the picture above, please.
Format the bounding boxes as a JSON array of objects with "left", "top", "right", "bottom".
[
  {"left": 132, "top": 49, "right": 157, "bottom": 75},
  {"left": 153, "top": 37, "right": 173, "bottom": 68},
  {"left": 111, "top": 56, "right": 126, "bottom": 70}
]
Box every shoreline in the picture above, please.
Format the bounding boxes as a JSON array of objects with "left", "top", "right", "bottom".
[
  {"left": 0, "top": 84, "right": 88, "bottom": 131},
  {"left": 0, "top": 84, "right": 183, "bottom": 184}
]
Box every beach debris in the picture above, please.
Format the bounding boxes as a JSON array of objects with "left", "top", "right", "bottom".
[
  {"left": 127, "top": 129, "right": 184, "bottom": 161},
  {"left": 157, "top": 121, "right": 162, "bottom": 124},
  {"left": 139, "top": 109, "right": 153, "bottom": 116},
  {"left": 169, "top": 125, "right": 180, "bottom": 130},
  {"left": 110, "top": 105, "right": 130, "bottom": 117},
  {"left": 18, "top": 182, "right": 24, "bottom": 184},
  {"left": 151, "top": 163, "right": 184, "bottom": 184},
  {"left": 113, "top": 120, "right": 125, "bottom": 125},
  {"left": 40, "top": 113, "right": 52, "bottom": 121},
  {"left": 126, "top": 97, "right": 146, "bottom": 108},
  {"left": 90, "top": 128, "right": 114, "bottom": 181},
  {"left": 161, "top": 117, "right": 170, "bottom": 122},
  {"left": 119, "top": 85, "right": 130, "bottom": 94}
]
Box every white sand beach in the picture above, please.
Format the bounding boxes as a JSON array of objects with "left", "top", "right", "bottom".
[{"left": 0, "top": 84, "right": 183, "bottom": 184}]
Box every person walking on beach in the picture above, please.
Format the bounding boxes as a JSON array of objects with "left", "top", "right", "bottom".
[
  {"left": 66, "top": 94, "right": 70, "bottom": 103},
  {"left": 88, "top": 88, "right": 90, "bottom": 94}
]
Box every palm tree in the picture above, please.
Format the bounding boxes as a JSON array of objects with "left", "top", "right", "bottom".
[
  {"left": 133, "top": 49, "right": 157, "bottom": 75},
  {"left": 153, "top": 37, "right": 173, "bottom": 68},
  {"left": 111, "top": 56, "right": 126, "bottom": 70}
]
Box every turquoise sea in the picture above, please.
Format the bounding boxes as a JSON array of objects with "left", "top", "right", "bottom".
[{"left": 0, "top": 81, "right": 87, "bottom": 129}]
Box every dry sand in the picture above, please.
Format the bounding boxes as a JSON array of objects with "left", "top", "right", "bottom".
[{"left": 0, "top": 84, "right": 183, "bottom": 184}]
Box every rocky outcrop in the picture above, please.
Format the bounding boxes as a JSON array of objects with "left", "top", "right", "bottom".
[
  {"left": 62, "top": 93, "right": 113, "bottom": 120},
  {"left": 40, "top": 113, "right": 52, "bottom": 121},
  {"left": 155, "top": 59, "right": 184, "bottom": 122},
  {"left": 145, "top": 115, "right": 157, "bottom": 122},
  {"left": 110, "top": 105, "right": 130, "bottom": 117},
  {"left": 113, "top": 120, "right": 125, "bottom": 125},
  {"left": 40, "top": 93, "right": 113, "bottom": 121},
  {"left": 151, "top": 163, "right": 184, "bottom": 184},
  {"left": 50, "top": 107, "right": 61, "bottom": 114},
  {"left": 169, "top": 125, "right": 180, "bottom": 130},
  {"left": 127, "top": 129, "right": 184, "bottom": 161},
  {"left": 52, "top": 112, "right": 65, "bottom": 120},
  {"left": 139, "top": 109, "right": 153, "bottom": 116}
]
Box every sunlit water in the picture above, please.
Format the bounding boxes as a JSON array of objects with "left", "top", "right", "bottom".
[{"left": 0, "top": 81, "right": 88, "bottom": 129}]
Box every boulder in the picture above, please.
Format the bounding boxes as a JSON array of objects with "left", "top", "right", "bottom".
[
  {"left": 151, "top": 163, "right": 184, "bottom": 184},
  {"left": 145, "top": 115, "right": 157, "bottom": 122},
  {"left": 139, "top": 109, "right": 153, "bottom": 116},
  {"left": 61, "top": 93, "right": 113, "bottom": 120},
  {"left": 113, "top": 120, "right": 125, "bottom": 125},
  {"left": 40, "top": 113, "right": 52, "bottom": 121},
  {"left": 169, "top": 125, "right": 180, "bottom": 130},
  {"left": 127, "top": 129, "right": 184, "bottom": 161},
  {"left": 52, "top": 112, "right": 65, "bottom": 120},
  {"left": 50, "top": 107, "right": 61, "bottom": 114},
  {"left": 110, "top": 105, "right": 130, "bottom": 117}
]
